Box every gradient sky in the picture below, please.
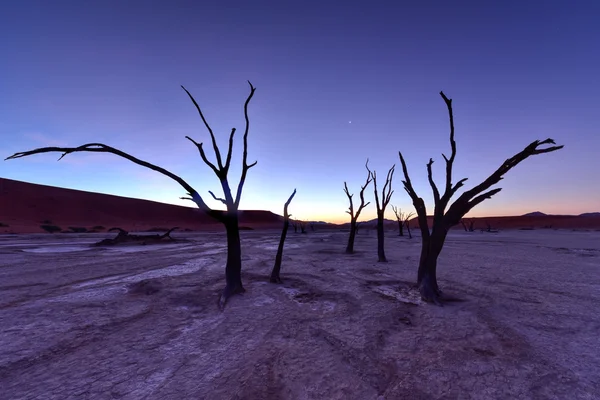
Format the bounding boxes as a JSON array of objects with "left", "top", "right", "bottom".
[{"left": 1, "top": 1, "right": 599, "bottom": 223}]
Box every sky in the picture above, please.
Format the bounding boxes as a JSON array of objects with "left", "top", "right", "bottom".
[{"left": 1, "top": 0, "right": 599, "bottom": 223}]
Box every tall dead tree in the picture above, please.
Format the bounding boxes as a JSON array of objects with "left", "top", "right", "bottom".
[
  {"left": 391, "top": 205, "right": 406, "bottom": 236},
  {"left": 399, "top": 91, "right": 563, "bottom": 304},
  {"left": 270, "top": 189, "right": 296, "bottom": 283},
  {"left": 367, "top": 162, "right": 395, "bottom": 262},
  {"left": 343, "top": 160, "right": 373, "bottom": 254},
  {"left": 6, "top": 81, "right": 259, "bottom": 309}
]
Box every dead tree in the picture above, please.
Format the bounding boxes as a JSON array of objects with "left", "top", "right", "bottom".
[
  {"left": 399, "top": 91, "right": 563, "bottom": 304},
  {"left": 6, "top": 81, "right": 258, "bottom": 309},
  {"left": 343, "top": 160, "right": 373, "bottom": 253},
  {"left": 391, "top": 205, "right": 405, "bottom": 236},
  {"left": 460, "top": 218, "right": 475, "bottom": 232},
  {"left": 366, "top": 162, "right": 395, "bottom": 262},
  {"left": 404, "top": 216, "right": 413, "bottom": 239},
  {"left": 290, "top": 219, "right": 298, "bottom": 233},
  {"left": 270, "top": 189, "right": 296, "bottom": 283},
  {"left": 94, "top": 227, "right": 179, "bottom": 246},
  {"left": 299, "top": 220, "right": 307, "bottom": 234}
]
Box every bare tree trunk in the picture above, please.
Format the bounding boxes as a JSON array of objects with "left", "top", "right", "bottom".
[
  {"left": 416, "top": 230, "right": 445, "bottom": 303},
  {"left": 377, "top": 211, "right": 387, "bottom": 262},
  {"left": 346, "top": 220, "right": 358, "bottom": 254},
  {"left": 220, "top": 215, "right": 244, "bottom": 308},
  {"left": 366, "top": 162, "right": 395, "bottom": 263},
  {"left": 397, "top": 220, "right": 404, "bottom": 236},
  {"left": 270, "top": 221, "right": 288, "bottom": 283},
  {"left": 270, "top": 189, "right": 296, "bottom": 283},
  {"left": 405, "top": 221, "right": 412, "bottom": 239}
]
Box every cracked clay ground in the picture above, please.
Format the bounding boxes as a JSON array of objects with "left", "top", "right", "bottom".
[{"left": 1, "top": 229, "right": 599, "bottom": 399}]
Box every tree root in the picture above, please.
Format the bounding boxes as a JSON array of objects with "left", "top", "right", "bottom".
[
  {"left": 269, "top": 275, "right": 282, "bottom": 284},
  {"left": 218, "top": 283, "right": 246, "bottom": 310},
  {"left": 419, "top": 280, "right": 444, "bottom": 306}
]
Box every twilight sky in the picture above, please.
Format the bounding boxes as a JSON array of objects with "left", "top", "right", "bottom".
[{"left": 1, "top": 1, "right": 599, "bottom": 223}]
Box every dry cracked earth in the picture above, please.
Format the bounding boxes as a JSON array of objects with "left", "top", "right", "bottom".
[{"left": 1, "top": 229, "right": 599, "bottom": 399}]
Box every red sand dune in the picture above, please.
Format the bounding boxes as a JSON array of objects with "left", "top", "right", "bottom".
[
  {"left": 0, "top": 178, "right": 283, "bottom": 234},
  {"left": 1, "top": 177, "right": 599, "bottom": 234},
  {"left": 414, "top": 215, "right": 600, "bottom": 231}
]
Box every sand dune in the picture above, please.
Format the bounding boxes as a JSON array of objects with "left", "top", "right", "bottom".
[
  {"left": 0, "top": 178, "right": 282, "bottom": 233},
  {"left": 1, "top": 177, "right": 599, "bottom": 234}
]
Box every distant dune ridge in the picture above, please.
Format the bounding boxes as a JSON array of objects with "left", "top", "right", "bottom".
[
  {"left": 1, "top": 177, "right": 599, "bottom": 233},
  {"left": 0, "top": 178, "right": 283, "bottom": 233}
]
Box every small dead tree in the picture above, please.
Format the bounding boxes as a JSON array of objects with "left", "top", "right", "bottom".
[
  {"left": 343, "top": 160, "right": 373, "bottom": 254},
  {"left": 391, "top": 205, "right": 405, "bottom": 236},
  {"left": 366, "top": 162, "right": 395, "bottom": 262},
  {"left": 404, "top": 215, "right": 413, "bottom": 239},
  {"left": 290, "top": 219, "right": 298, "bottom": 233},
  {"left": 6, "top": 81, "right": 259, "bottom": 309},
  {"left": 299, "top": 220, "right": 307, "bottom": 234},
  {"left": 399, "top": 91, "right": 563, "bottom": 304},
  {"left": 355, "top": 221, "right": 362, "bottom": 235},
  {"left": 270, "top": 189, "right": 296, "bottom": 283},
  {"left": 460, "top": 218, "right": 475, "bottom": 232}
]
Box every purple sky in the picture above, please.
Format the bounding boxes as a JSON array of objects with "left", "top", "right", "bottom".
[{"left": 2, "top": 1, "right": 599, "bottom": 223}]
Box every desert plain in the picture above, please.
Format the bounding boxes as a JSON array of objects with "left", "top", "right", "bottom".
[{"left": 1, "top": 227, "right": 599, "bottom": 400}]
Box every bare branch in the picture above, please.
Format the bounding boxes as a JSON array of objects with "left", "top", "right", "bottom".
[
  {"left": 453, "top": 138, "right": 564, "bottom": 209},
  {"left": 185, "top": 136, "right": 220, "bottom": 176},
  {"left": 284, "top": 189, "right": 297, "bottom": 214},
  {"left": 224, "top": 128, "right": 236, "bottom": 172},
  {"left": 343, "top": 181, "right": 354, "bottom": 216},
  {"left": 398, "top": 152, "right": 419, "bottom": 201},
  {"left": 5, "top": 143, "right": 215, "bottom": 216},
  {"left": 355, "top": 160, "right": 373, "bottom": 219},
  {"left": 381, "top": 164, "right": 395, "bottom": 208},
  {"left": 440, "top": 91, "right": 457, "bottom": 198},
  {"left": 181, "top": 85, "right": 224, "bottom": 170},
  {"left": 398, "top": 151, "right": 430, "bottom": 239},
  {"left": 449, "top": 177, "right": 468, "bottom": 197},
  {"left": 426, "top": 158, "right": 440, "bottom": 204},
  {"left": 234, "top": 81, "right": 257, "bottom": 209},
  {"left": 208, "top": 190, "right": 227, "bottom": 204},
  {"left": 467, "top": 188, "right": 502, "bottom": 211}
]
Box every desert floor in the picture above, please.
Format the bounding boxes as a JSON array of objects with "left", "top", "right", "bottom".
[{"left": 1, "top": 229, "right": 599, "bottom": 399}]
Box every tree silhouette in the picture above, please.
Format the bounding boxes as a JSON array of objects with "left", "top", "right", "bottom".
[
  {"left": 366, "top": 162, "right": 395, "bottom": 262},
  {"left": 343, "top": 159, "right": 373, "bottom": 254},
  {"left": 6, "top": 81, "right": 258, "bottom": 309},
  {"left": 398, "top": 91, "right": 563, "bottom": 304},
  {"left": 270, "top": 189, "right": 296, "bottom": 283}
]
